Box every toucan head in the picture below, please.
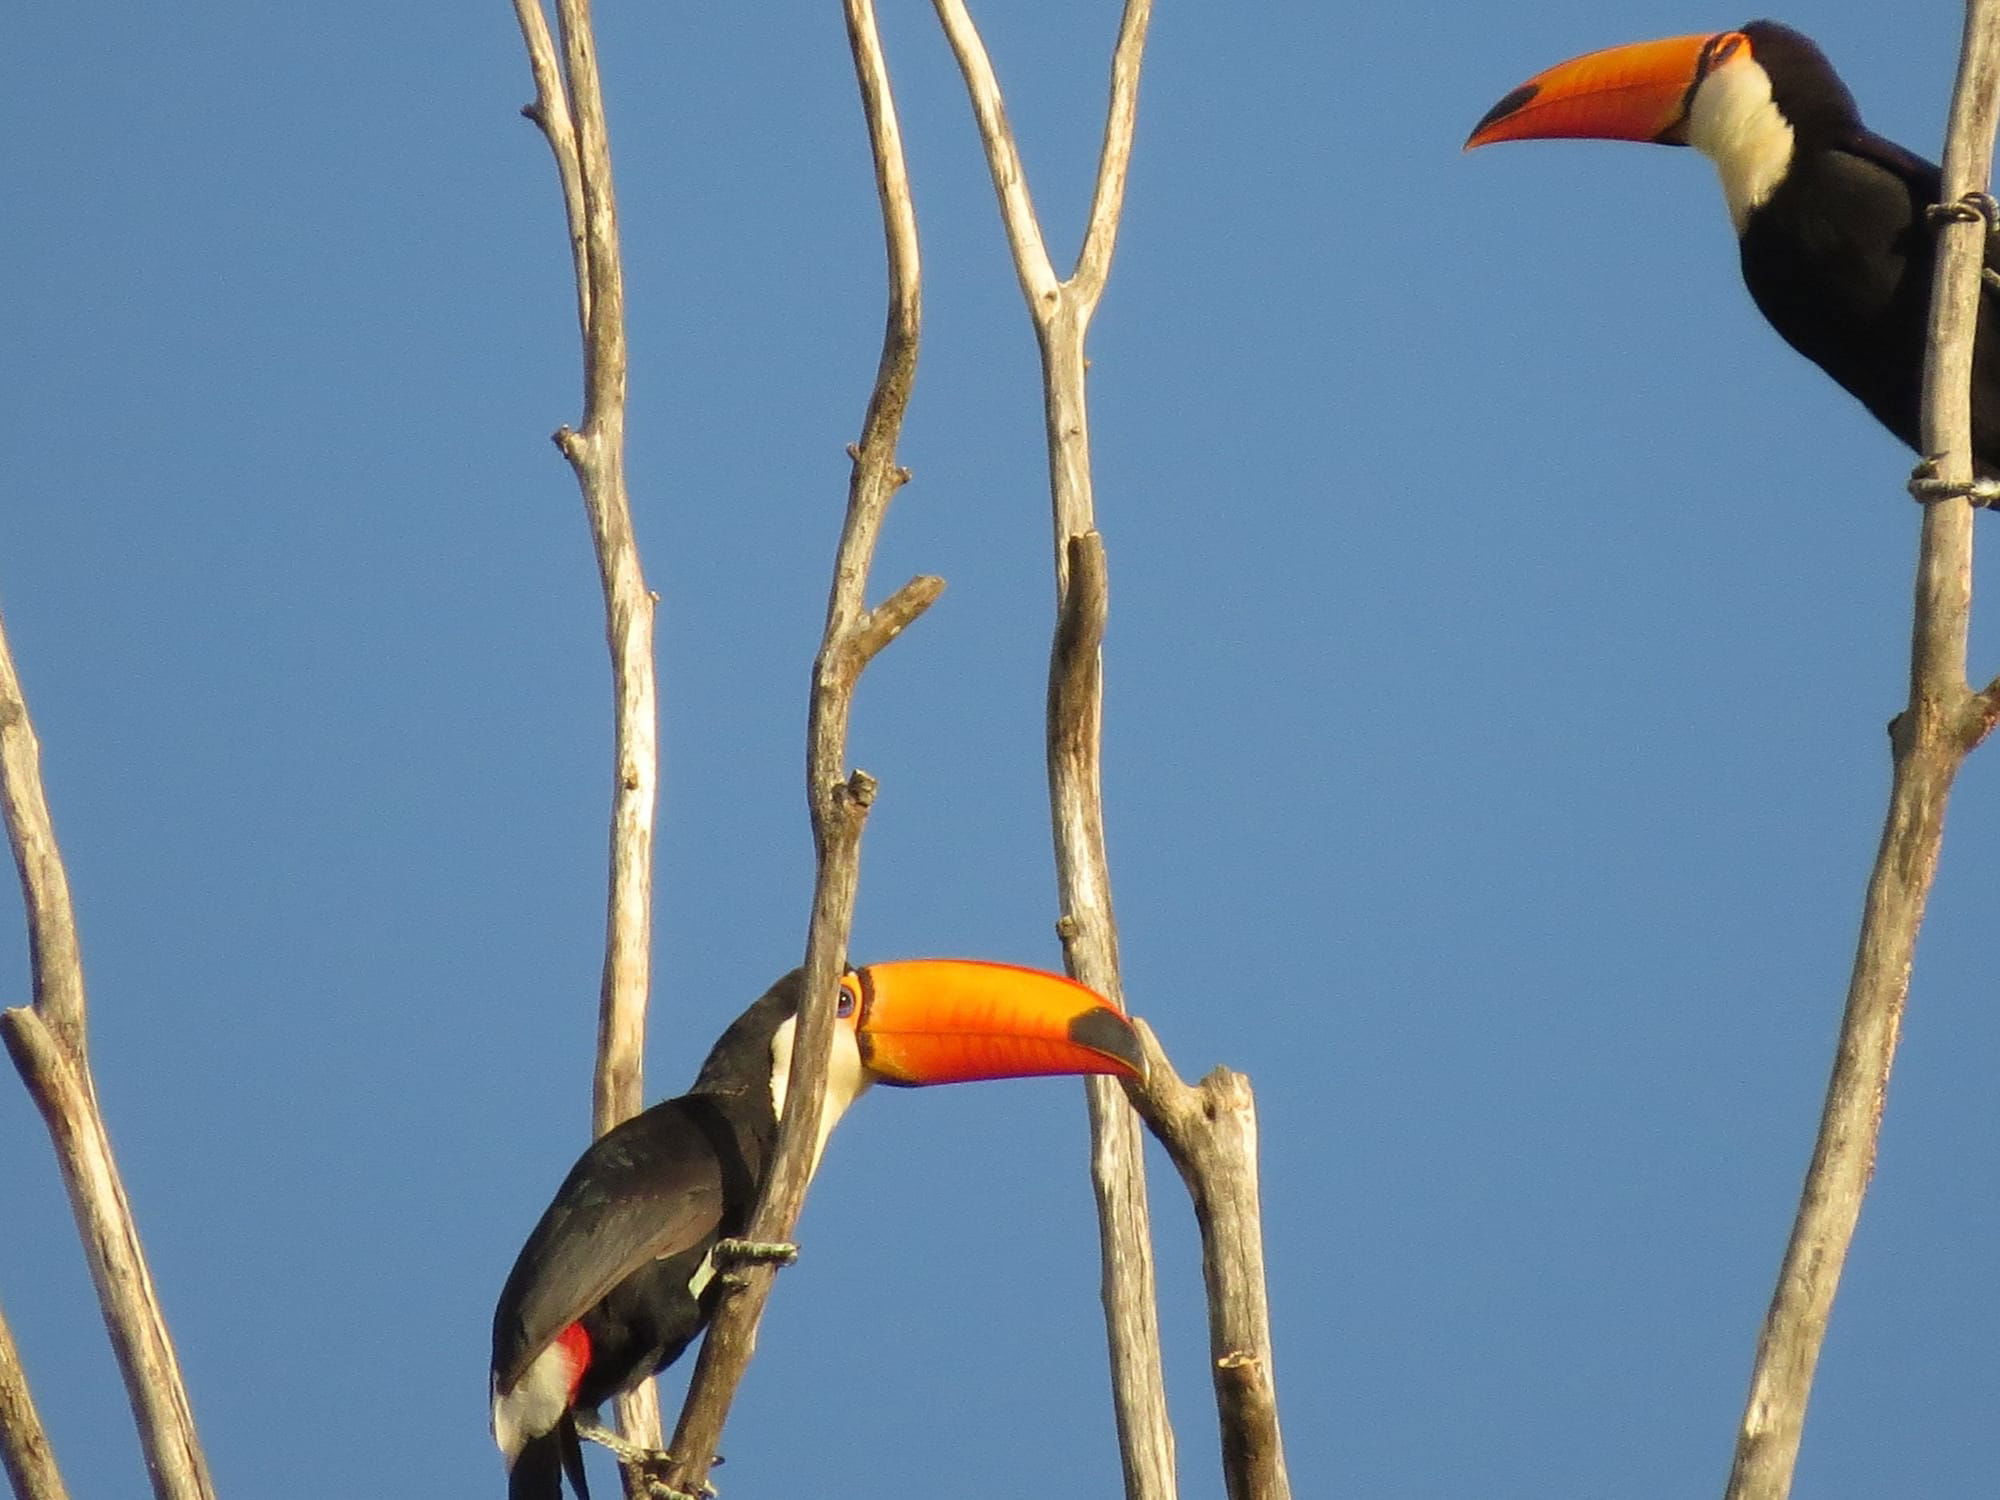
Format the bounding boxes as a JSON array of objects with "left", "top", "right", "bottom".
[
  {"left": 706, "top": 959, "right": 1144, "bottom": 1162},
  {"left": 1465, "top": 21, "right": 1861, "bottom": 229}
]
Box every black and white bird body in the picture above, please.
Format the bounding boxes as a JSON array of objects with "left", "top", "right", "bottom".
[
  {"left": 490, "top": 960, "right": 1144, "bottom": 1500},
  {"left": 1468, "top": 20, "right": 2000, "bottom": 490}
]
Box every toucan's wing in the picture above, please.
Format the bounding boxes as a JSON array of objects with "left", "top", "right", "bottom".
[
  {"left": 492, "top": 1095, "right": 749, "bottom": 1394},
  {"left": 1841, "top": 127, "right": 1938, "bottom": 197},
  {"left": 1840, "top": 129, "right": 2000, "bottom": 288},
  {"left": 1844, "top": 128, "right": 2000, "bottom": 476}
]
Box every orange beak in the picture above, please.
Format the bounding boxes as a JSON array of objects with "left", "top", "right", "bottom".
[
  {"left": 1465, "top": 33, "right": 1725, "bottom": 150},
  {"left": 851, "top": 959, "right": 1143, "bottom": 1087}
]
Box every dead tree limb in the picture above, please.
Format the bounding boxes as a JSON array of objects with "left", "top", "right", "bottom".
[
  {"left": 928, "top": 6, "right": 1177, "bottom": 1498},
  {"left": 0, "top": 614, "right": 216, "bottom": 1500},
  {"left": 1047, "top": 536, "right": 1291, "bottom": 1500},
  {"left": 511, "top": 0, "right": 662, "bottom": 1470},
  {"left": 1724, "top": 7, "right": 2000, "bottom": 1497},
  {"left": 658, "top": 3, "right": 937, "bottom": 1491},
  {"left": 1122, "top": 1021, "right": 1290, "bottom": 1500},
  {"left": 0, "top": 1297, "right": 70, "bottom": 1500}
]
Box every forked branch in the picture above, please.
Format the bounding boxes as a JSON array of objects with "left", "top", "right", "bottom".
[
  {"left": 512, "top": 0, "right": 662, "bottom": 1466},
  {"left": 930, "top": 7, "right": 1180, "bottom": 1499},
  {"left": 936, "top": 10, "right": 1293, "bottom": 1494},
  {"left": 659, "top": 3, "right": 936, "bottom": 1491},
  {"left": 1724, "top": 6, "right": 2000, "bottom": 1497},
  {"left": 0, "top": 614, "right": 216, "bottom": 1500}
]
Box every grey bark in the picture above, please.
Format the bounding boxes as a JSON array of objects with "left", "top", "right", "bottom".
[{"left": 1724, "top": 7, "right": 2000, "bottom": 1495}]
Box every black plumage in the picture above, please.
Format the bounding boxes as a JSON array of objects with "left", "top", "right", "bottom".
[
  {"left": 1728, "top": 23, "right": 2000, "bottom": 478},
  {"left": 491, "top": 980, "right": 795, "bottom": 1500}
]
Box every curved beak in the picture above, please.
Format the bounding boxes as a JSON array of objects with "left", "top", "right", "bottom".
[
  {"left": 1465, "top": 33, "right": 1716, "bottom": 150},
  {"left": 853, "top": 959, "right": 1144, "bottom": 1086}
]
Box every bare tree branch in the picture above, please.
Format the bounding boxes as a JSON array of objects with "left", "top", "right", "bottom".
[
  {"left": 1122, "top": 1023, "right": 1290, "bottom": 1500},
  {"left": 929, "top": 8, "right": 1179, "bottom": 1498},
  {"left": 929, "top": 0, "right": 1059, "bottom": 306},
  {"left": 1047, "top": 533, "right": 1117, "bottom": 947},
  {"left": 1073, "top": 0, "right": 1151, "bottom": 306},
  {"left": 0, "top": 617, "right": 215, "bottom": 1500},
  {"left": 0, "top": 647, "right": 85, "bottom": 1062},
  {"left": 1050, "top": 537, "right": 1291, "bottom": 1499},
  {"left": 0, "top": 1298, "right": 70, "bottom": 1500},
  {"left": 1724, "top": 7, "right": 2000, "bottom": 1496},
  {"left": 512, "top": 0, "right": 662, "bottom": 1467},
  {"left": 849, "top": 575, "right": 947, "bottom": 663},
  {"left": 509, "top": 0, "right": 589, "bottom": 332},
  {"left": 659, "top": 3, "right": 934, "bottom": 1490}
]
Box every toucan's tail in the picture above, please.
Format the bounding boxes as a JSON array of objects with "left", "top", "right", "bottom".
[{"left": 508, "top": 1417, "right": 588, "bottom": 1500}]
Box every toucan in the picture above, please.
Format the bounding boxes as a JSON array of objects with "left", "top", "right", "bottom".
[
  {"left": 490, "top": 959, "right": 1145, "bottom": 1500},
  {"left": 1467, "top": 20, "right": 2000, "bottom": 496}
]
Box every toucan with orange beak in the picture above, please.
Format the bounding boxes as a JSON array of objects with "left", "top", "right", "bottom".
[
  {"left": 1468, "top": 20, "right": 2000, "bottom": 498},
  {"left": 490, "top": 959, "right": 1144, "bottom": 1500}
]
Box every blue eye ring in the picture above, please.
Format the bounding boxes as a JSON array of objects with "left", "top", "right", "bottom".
[{"left": 836, "top": 982, "right": 857, "bottom": 1018}]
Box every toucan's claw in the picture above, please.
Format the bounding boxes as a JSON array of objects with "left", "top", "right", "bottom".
[
  {"left": 571, "top": 1420, "right": 715, "bottom": 1500},
  {"left": 1908, "top": 458, "right": 2000, "bottom": 508},
  {"left": 712, "top": 1238, "right": 799, "bottom": 1267},
  {"left": 572, "top": 1417, "right": 672, "bottom": 1467},
  {"left": 1926, "top": 191, "right": 2000, "bottom": 227},
  {"left": 713, "top": 1237, "right": 798, "bottom": 1290}
]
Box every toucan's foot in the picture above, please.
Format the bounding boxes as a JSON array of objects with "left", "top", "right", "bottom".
[
  {"left": 571, "top": 1416, "right": 663, "bottom": 1466},
  {"left": 711, "top": 1237, "right": 799, "bottom": 1267},
  {"left": 571, "top": 1419, "right": 715, "bottom": 1500},
  {"left": 712, "top": 1237, "right": 799, "bottom": 1289},
  {"left": 1927, "top": 191, "right": 1999, "bottom": 227},
  {"left": 1908, "top": 458, "right": 2000, "bottom": 508},
  {"left": 1926, "top": 191, "right": 2000, "bottom": 289}
]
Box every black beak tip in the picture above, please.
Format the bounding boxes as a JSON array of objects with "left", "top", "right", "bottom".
[
  {"left": 1067, "top": 1007, "right": 1145, "bottom": 1078},
  {"left": 1466, "top": 83, "right": 1537, "bottom": 147}
]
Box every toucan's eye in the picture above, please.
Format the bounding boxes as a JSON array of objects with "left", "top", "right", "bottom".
[
  {"left": 1704, "top": 32, "right": 1746, "bottom": 73},
  {"left": 836, "top": 981, "right": 858, "bottom": 1019}
]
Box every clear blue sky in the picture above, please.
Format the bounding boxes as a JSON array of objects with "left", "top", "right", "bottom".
[{"left": 3, "top": 4, "right": 1996, "bottom": 1497}]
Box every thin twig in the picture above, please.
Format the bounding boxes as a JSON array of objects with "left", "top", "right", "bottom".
[
  {"left": 1073, "top": 0, "right": 1151, "bottom": 306},
  {"left": 929, "top": 8, "right": 1180, "bottom": 1498},
  {"left": 0, "top": 610, "right": 215, "bottom": 1500},
  {"left": 0, "top": 633, "right": 86, "bottom": 1060},
  {"left": 0, "top": 1298, "right": 70, "bottom": 1500},
  {"left": 512, "top": 0, "right": 661, "bottom": 1469},
  {"left": 1724, "top": 8, "right": 2000, "bottom": 1496},
  {"left": 509, "top": 0, "right": 589, "bottom": 332},
  {"left": 659, "top": 3, "right": 934, "bottom": 1490}
]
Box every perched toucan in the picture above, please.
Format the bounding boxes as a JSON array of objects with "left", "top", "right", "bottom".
[
  {"left": 1467, "top": 20, "right": 2000, "bottom": 493},
  {"left": 490, "top": 959, "right": 1144, "bottom": 1500}
]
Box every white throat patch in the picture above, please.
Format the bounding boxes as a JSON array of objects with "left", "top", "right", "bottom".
[
  {"left": 766, "top": 1013, "right": 872, "bottom": 1172},
  {"left": 1686, "top": 54, "right": 1795, "bottom": 231}
]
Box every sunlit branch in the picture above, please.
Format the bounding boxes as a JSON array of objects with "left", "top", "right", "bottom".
[
  {"left": 1724, "top": 6, "right": 2000, "bottom": 1496},
  {"left": 511, "top": 0, "right": 662, "bottom": 1469},
  {"left": 658, "top": 3, "right": 936, "bottom": 1491}
]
